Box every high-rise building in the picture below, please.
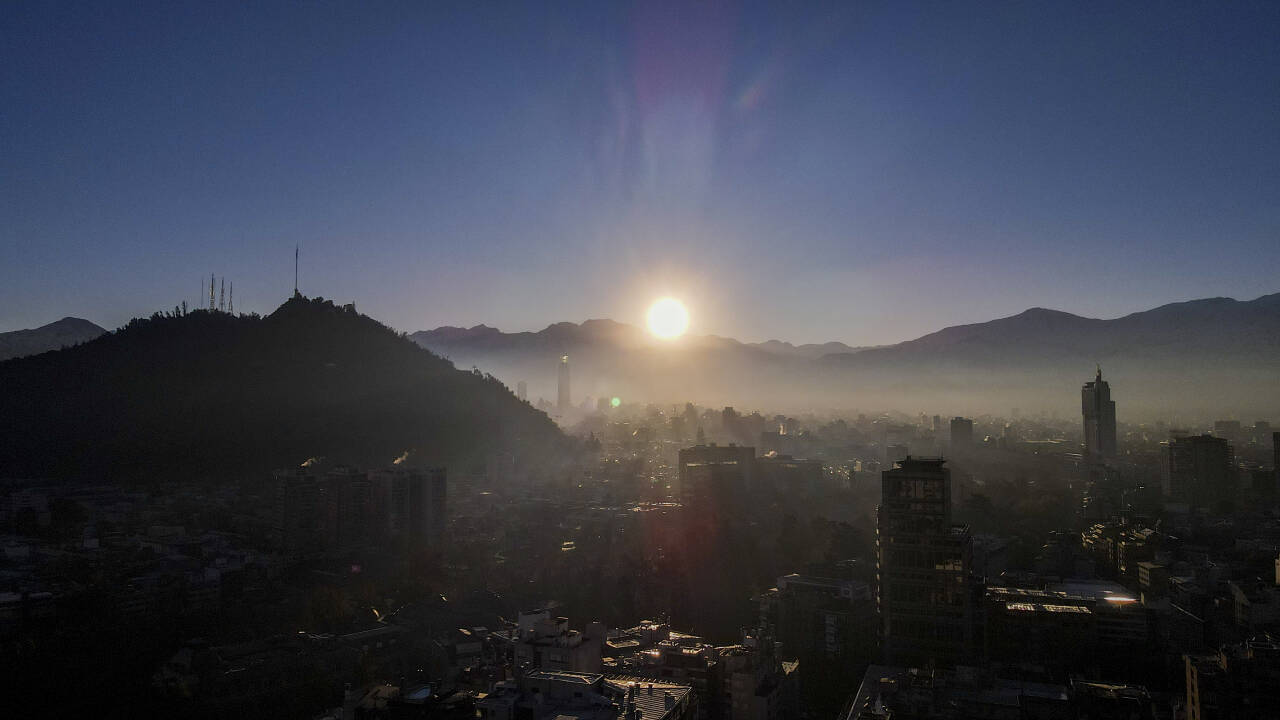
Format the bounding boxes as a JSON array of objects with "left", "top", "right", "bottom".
[
  {"left": 949, "top": 417, "right": 973, "bottom": 448},
  {"left": 516, "top": 380, "right": 527, "bottom": 402},
  {"left": 677, "top": 443, "right": 755, "bottom": 506},
  {"left": 1082, "top": 367, "right": 1117, "bottom": 458},
  {"left": 1273, "top": 431, "right": 1279, "bottom": 473},
  {"left": 368, "top": 466, "right": 447, "bottom": 549},
  {"left": 877, "top": 457, "right": 974, "bottom": 667},
  {"left": 557, "top": 355, "right": 570, "bottom": 414},
  {"left": 1165, "top": 434, "right": 1235, "bottom": 509}
]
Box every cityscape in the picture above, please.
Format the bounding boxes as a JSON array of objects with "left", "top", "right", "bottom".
[{"left": 3, "top": 2, "right": 1279, "bottom": 719}]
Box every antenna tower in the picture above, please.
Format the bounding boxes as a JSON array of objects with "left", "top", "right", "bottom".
[
  {"left": 219, "top": 278, "right": 226, "bottom": 311},
  {"left": 209, "top": 273, "right": 216, "bottom": 310},
  {"left": 294, "top": 244, "right": 300, "bottom": 297},
  {"left": 228, "top": 282, "right": 233, "bottom": 314}
]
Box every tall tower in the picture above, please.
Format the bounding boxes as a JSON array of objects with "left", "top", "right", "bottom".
[
  {"left": 1082, "top": 366, "right": 1117, "bottom": 458},
  {"left": 877, "top": 457, "right": 974, "bottom": 667},
  {"left": 209, "top": 273, "right": 216, "bottom": 310},
  {"left": 557, "top": 355, "right": 570, "bottom": 414},
  {"left": 516, "top": 381, "right": 527, "bottom": 402}
]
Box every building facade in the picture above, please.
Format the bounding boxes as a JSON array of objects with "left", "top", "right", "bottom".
[{"left": 876, "top": 458, "right": 975, "bottom": 667}]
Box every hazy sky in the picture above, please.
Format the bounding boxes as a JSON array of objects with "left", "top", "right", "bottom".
[{"left": 3, "top": 1, "right": 1278, "bottom": 344}]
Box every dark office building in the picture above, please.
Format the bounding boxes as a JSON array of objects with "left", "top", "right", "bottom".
[
  {"left": 677, "top": 443, "right": 755, "bottom": 505},
  {"left": 1165, "top": 434, "right": 1235, "bottom": 509},
  {"left": 1082, "top": 367, "right": 1117, "bottom": 458},
  {"left": 949, "top": 417, "right": 973, "bottom": 448},
  {"left": 877, "top": 457, "right": 975, "bottom": 667}
]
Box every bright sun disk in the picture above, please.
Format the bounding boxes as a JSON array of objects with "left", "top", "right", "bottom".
[{"left": 647, "top": 297, "right": 689, "bottom": 340}]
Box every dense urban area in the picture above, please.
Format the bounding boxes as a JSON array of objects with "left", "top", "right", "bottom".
[{"left": 3, "top": 355, "right": 1278, "bottom": 719}]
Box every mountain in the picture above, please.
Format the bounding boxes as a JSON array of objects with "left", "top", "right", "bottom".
[
  {"left": 0, "top": 296, "right": 569, "bottom": 481},
  {"left": 747, "top": 339, "right": 873, "bottom": 358},
  {"left": 411, "top": 294, "right": 1280, "bottom": 417},
  {"left": 0, "top": 316, "right": 106, "bottom": 360}
]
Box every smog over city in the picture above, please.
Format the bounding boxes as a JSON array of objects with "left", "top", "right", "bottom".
[{"left": 2, "top": 2, "right": 1278, "bottom": 718}]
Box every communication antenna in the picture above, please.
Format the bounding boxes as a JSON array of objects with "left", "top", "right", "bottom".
[
  {"left": 219, "top": 278, "right": 225, "bottom": 312},
  {"left": 294, "top": 244, "right": 300, "bottom": 297},
  {"left": 209, "top": 273, "right": 216, "bottom": 310},
  {"left": 228, "top": 282, "right": 234, "bottom": 314}
]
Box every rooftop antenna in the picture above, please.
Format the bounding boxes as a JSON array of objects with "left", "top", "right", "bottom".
[
  {"left": 219, "top": 277, "right": 225, "bottom": 312},
  {"left": 209, "top": 273, "right": 216, "bottom": 311},
  {"left": 294, "top": 244, "right": 300, "bottom": 297}
]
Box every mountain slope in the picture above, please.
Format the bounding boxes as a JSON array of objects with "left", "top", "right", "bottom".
[
  {"left": 0, "top": 316, "right": 106, "bottom": 360},
  {"left": 410, "top": 294, "right": 1280, "bottom": 416},
  {"left": 0, "top": 296, "right": 568, "bottom": 481}
]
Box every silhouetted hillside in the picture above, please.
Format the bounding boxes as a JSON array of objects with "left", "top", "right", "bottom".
[
  {"left": 0, "top": 316, "right": 105, "bottom": 360},
  {"left": 0, "top": 296, "right": 569, "bottom": 481},
  {"left": 411, "top": 294, "right": 1280, "bottom": 417}
]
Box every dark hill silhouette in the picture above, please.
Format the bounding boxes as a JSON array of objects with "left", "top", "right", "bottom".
[
  {"left": 0, "top": 316, "right": 106, "bottom": 360},
  {"left": 0, "top": 296, "right": 568, "bottom": 481}
]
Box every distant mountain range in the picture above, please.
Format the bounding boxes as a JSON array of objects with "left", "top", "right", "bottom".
[
  {"left": 412, "top": 294, "right": 1280, "bottom": 418},
  {"left": 0, "top": 297, "right": 568, "bottom": 481},
  {"left": 0, "top": 316, "right": 105, "bottom": 360}
]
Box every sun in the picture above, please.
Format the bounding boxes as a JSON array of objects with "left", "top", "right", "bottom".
[{"left": 647, "top": 297, "right": 689, "bottom": 340}]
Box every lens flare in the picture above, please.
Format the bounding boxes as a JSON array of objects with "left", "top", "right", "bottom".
[{"left": 647, "top": 297, "right": 689, "bottom": 340}]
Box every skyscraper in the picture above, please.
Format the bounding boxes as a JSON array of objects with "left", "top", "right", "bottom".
[
  {"left": 557, "top": 355, "right": 570, "bottom": 414},
  {"left": 1082, "top": 367, "right": 1117, "bottom": 458},
  {"left": 877, "top": 457, "right": 974, "bottom": 667},
  {"left": 949, "top": 417, "right": 974, "bottom": 448},
  {"left": 516, "top": 380, "right": 527, "bottom": 402}
]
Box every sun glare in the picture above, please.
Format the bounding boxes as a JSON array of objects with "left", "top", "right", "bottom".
[{"left": 647, "top": 297, "right": 689, "bottom": 340}]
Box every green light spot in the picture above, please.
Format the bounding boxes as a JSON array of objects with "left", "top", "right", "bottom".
[{"left": 610, "top": 396, "right": 621, "bottom": 408}]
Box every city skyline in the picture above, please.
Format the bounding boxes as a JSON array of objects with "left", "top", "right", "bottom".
[{"left": 4, "top": 2, "right": 1279, "bottom": 344}]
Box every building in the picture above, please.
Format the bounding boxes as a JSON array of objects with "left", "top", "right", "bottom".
[
  {"left": 494, "top": 610, "right": 607, "bottom": 674},
  {"left": 843, "top": 665, "right": 1155, "bottom": 720},
  {"left": 949, "top": 418, "right": 973, "bottom": 449},
  {"left": 842, "top": 665, "right": 1072, "bottom": 720},
  {"left": 754, "top": 456, "right": 823, "bottom": 499},
  {"left": 1165, "top": 434, "right": 1235, "bottom": 508},
  {"left": 368, "top": 466, "right": 447, "bottom": 550},
  {"left": 1185, "top": 638, "right": 1280, "bottom": 720},
  {"left": 558, "top": 355, "right": 571, "bottom": 414},
  {"left": 517, "top": 380, "right": 527, "bottom": 402},
  {"left": 718, "top": 633, "right": 800, "bottom": 720},
  {"left": 1213, "top": 420, "right": 1244, "bottom": 446},
  {"left": 1082, "top": 367, "right": 1117, "bottom": 458},
  {"left": 760, "top": 573, "right": 875, "bottom": 665},
  {"left": 758, "top": 573, "right": 874, "bottom": 716},
  {"left": 677, "top": 444, "right": 756, "bottom": 506},
  {"left": 477, "top": 670, "right": 697, "bottom": 720},
  {"left": 876, "top": 457, "right": 975, "bottom": 667},
  {"left": 272, "top": 466, "right": 322, "bottom": 556},
  {"left": 983, "top": 586, "right": 1095, "bottom": 673}
]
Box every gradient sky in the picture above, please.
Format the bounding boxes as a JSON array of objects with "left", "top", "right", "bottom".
[{"left": 3, "top": 1, "right": 1278, "bottom": 344}]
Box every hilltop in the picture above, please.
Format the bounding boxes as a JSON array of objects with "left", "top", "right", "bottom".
[{"left": 0, "top": 296, "right": 569, "bottom": 481}]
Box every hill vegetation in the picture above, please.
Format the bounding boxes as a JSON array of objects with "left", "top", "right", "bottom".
[{"left": 0, "top": 296, "right": 569, "bottom": 481}]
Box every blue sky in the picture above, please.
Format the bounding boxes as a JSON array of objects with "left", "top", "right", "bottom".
[{"left": 3, "top": 1, "right": 1277, "bottom": 344}]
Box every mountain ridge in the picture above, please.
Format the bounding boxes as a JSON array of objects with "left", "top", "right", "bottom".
[
  {"left": 0, "top": 316, "right": 106, "bottom": 361},
  {"left": 410, "top": 293, "right": 1280, "bottom": 416}
]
